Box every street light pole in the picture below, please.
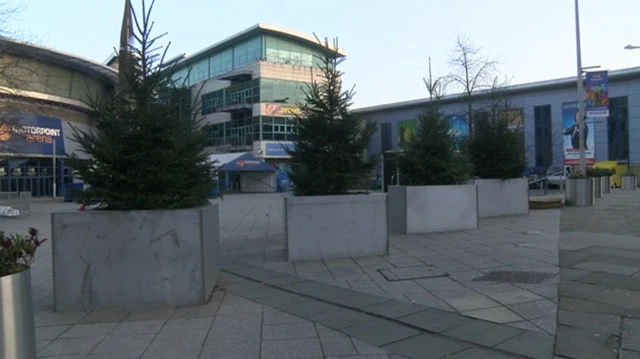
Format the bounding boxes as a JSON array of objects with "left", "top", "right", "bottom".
[{"left": 574, "top": 0, "right": 587, "bottom": 174}]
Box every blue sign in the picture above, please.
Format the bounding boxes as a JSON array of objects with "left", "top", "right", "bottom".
[
  {"left": 585, "top": 71, "right": 609, "bottom": 118},
  {"left": 219, "top": 153, "right": 276, "bottom": 172},
  {"left": 0, "top": 115, "right": 65, "bottom": 155},
  {"left": 265, "top": 142, "right": 294, "bottom": 157}
]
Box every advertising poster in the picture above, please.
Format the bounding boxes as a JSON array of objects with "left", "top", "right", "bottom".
[
  {"left": 448, "top": 114, "right": 468, "bottom": 151},
  {"left": 585, "top": 71, "right": 609, "bottom": 117},
  {"left": 562, "top": 101, "right": 595, "bottom": 166},
  {"left": 265, "top": 141, "right": 295, "bottom": 157},
  {"left": 397, "top": 119, "right": 417, "bottom": 148},
  {"left": 500, "top": 108, "right": 525, "bottom": 146}
]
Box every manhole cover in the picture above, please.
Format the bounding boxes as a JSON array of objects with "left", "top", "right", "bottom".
[
  {"left": 472, "top": 271, "right": 556, "bottom": 284},
  {"left": 378, "top": 266, "right": 448, "bottom": 282}
]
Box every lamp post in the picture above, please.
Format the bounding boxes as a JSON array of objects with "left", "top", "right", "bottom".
[{"left": 574, "top": 0, "right": 587, "bottom": 174}]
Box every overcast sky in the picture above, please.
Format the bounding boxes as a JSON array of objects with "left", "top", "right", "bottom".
[{"left": 8, "top": 0, "right": 640, "bottom": 108}]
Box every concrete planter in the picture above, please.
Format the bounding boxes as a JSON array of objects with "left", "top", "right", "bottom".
[
  {"left": 601, "top": 176, "right": 611, "bottom": 194},
  {"left": 284, "top": 194, "right": 388, "bottom": 261},
  {"left": 472, "top": 178, "right": 529, "bottom": 218},
  {"left": 0, "top": 268, "right": 36, "bottom": 359},
  {"left": 52, "top": 203, "right": 220, "bottom": 312},
  {"left": 592, "top": 177, "right": 602, "bottom": 198},
  {"left": 388, "top": 185, "right": 478, "bottom": 234},
  {"left": 621, "top": 175, "right": 637, "bottom": 190},
  {"left": 565, "top": 178, "right": 594, "bottom": 207}
]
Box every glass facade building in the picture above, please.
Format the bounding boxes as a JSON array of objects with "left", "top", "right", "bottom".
[{"left": 171, "top": 25, "right": 338, "bottom": 156}]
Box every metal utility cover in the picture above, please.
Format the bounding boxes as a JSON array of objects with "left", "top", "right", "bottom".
[
  {"left": 472, "top": 271, "right": 557, "bottom": 284},
  {"left": 378, "top": 266, "right": 448, "bottom": 282}
]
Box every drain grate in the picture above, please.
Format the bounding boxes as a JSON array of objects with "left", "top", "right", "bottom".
[
  {"left": 472, "top": 271, "right": 556, "bottom": 284},
  {"left": 378, "top": 266, "right": 448, "bottom": 282}
]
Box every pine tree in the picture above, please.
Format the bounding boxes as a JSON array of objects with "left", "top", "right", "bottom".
[
  {"left": 286, "top": 38, "right": 376, "bottom": 196},
  {"left": 396, "top": 103, "right": 472, "bottom": 186},
  {"left": 464, "top": 115, "right": 526, "bottom": 179},
  {"left": 66, "top": 0, "right": 215, "bottom": 210}
]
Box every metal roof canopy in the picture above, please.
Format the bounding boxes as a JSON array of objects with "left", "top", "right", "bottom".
[{"left": 209, "top": 152, "right": 276, "bottom": 172}]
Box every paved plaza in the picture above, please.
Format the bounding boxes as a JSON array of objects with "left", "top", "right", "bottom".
[{"left": 3, "top": 190, "right": 638, "bottom": 358}]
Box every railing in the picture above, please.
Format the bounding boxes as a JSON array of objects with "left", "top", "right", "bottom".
[
  {"left": 528, "top": 171, "right": 567, "bottom": 196},
  {"left": 0, "top": 191, "right": 31, "bottom": 217}
]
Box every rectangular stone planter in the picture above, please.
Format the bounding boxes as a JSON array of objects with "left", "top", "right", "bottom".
[
  {"left": 601, "top": 176, "right": 611, "bottom": 194},
  {"left": 592, "top": 177, "right": 602, "bottom": 198},
  {"left": 0, "top": 268, "right": 36, "bottom": 359},
  {"left": 52, "top": 203, "right": 220, "bottom": 312},
  {"left": 565, "top": 178, "right": 594, "bottom": 207},
  {"left": 472, "top": 178, "right": 529, "bottom": 218},
  {"left": 388, "top": 185, "right": 478, "bottom": 234},
  {"left": 621, "top": 175, "right": 637, "bottom": 190},
  {"left": 284, "top": 194, "right": 388, "bottom": 261}
]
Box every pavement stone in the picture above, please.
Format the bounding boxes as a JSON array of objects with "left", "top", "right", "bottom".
[
  {"left": 443, "top": 319, "right": 523, "bottom": 347},
  {"left": 462, "top": 306, "right": 523, "bottom": 324},
  {"left": 397, "top": 308, "right": 472, "bottom": 333},
  {"left": 341, "top": 318, "right": 421, "bottom": 347},
  {"left": 622, "top": 318, "right": 640, "bottom": 352},
  {"left": 495, "top": 331, "right": 555, "bottom": 359},
  {"left": 382, "top": 333, "right": 472, "bottom": 359}
]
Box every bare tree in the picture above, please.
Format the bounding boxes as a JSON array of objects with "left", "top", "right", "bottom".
[{"left": 447, "top": 35, "right": 499, "bottom": 135}]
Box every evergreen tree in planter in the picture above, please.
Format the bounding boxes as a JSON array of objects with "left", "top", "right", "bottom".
[
  {"left": 464, "top": 115, "right": 526, "bottom": 180},
  {"left": 67, "top": 0, "right": 215, "bottom": 209},
  {"left": 463, "top": 114, "right": 528, "bottom": 217},
  {"left": 51, "top": 0, "right": 220, "bottom": 311},
  {"left": 396, "top": 103, "right": 472, "bottom": 185},
  {"left": 286, "top": 38, "right": 376, "bottom": 196},
  {"left": 283, "top": 38, "right": 385, "bottom": 261}
]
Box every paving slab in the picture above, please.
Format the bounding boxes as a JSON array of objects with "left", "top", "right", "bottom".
[
  {"left": 382, "top": 333, "right": 472, "bottom": 359},
  {"left": 443, "top": 319, "right": 523, "bottom": 347}
]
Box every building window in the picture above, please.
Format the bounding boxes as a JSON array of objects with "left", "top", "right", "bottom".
[
  {"left": 201, "top": 79, "right": 260, "bottom": 115},
  {"left": 380, "top": 122, "right": 392, "bottom": 153},
  {"left": 608, "top": 96, "right": 629, "bottom": 161},
  {"left": 260, "top": 79, "right": 309, "bottom": 105},
  {"left": 264, "top": 35, "right": 324, "bottom": 67},
  {"left": 260, "top": 116, "right": 297, "bottom": 142},
  {"left": 534, "top": 105, "right": 552, "bottom": 169}
]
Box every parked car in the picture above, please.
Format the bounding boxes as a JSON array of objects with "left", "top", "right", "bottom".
[{"left": 546, "top": 166, "right": 568, "bottom": 188}]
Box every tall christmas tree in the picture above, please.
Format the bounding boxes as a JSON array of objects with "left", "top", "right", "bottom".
[
  {"left": 286, "top": 37, "right": 376, "bottom": 196},
  {"left": 66, "top": 0, "right": 215, "bottom": 210}
]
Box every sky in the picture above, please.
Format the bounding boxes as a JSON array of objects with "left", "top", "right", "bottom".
[{"left": 6, "top": 0, "right": 640, "bottom": 109}]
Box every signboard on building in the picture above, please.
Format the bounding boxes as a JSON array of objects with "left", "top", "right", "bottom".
[
  {"left": 397, "top": 119, "right": 416, "bottom": 148},
  {"left": 265, "top": 104, "right": 301, "bottom": 117},
  {"left": 562, "top": 101, "right": 595, "bottom": 166},
  {"left": 448, "top": 114, "right": 468, "bottom": 151},
  {"left": 585, "top": 71, "right": 609, "bottom": 117},
  {"left": 265, "top": 141, "right": 295, "bottom": 157},
  {"left": 0, "top": 115, "right": 65, "bottom": 155}
]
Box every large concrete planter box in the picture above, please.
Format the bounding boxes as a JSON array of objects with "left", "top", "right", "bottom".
[
  {"left": 52, "top": 204, "right": 220, "bottom": 312},
  {"left": 565, "top": 178, "right": 594, "bottom": 207},
  {"left": 472, "top": 178, "right": 529, "bottom": 218},
  {"left": 284, "top": 194, "right": 388, "bottom": 261},
  {"left": 601, "top": 176, "right": 611, "bottom": 194},
  {"left": 388, "top": 185, "right": 478, "bottom": 234},
  {"left": 621, "top": 175, "right": 637, "bottom": 190},
  {"left": 592, "top": 177, "right": 602, "bottom": 198},
  {"left": 0, "top": 268, "right": 36, "bottom": 359}
]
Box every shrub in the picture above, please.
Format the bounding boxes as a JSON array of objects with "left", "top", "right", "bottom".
[{"left": 0, "top": 228, "right": 47, "bottom": 277}]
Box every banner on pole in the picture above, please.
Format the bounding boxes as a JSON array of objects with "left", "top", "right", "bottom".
[
  {"left": 585, "top": 71, "right": 609, "bottom": 117},
  {"left": 562, "top": 101, "right": 595, "bottom": 166}
]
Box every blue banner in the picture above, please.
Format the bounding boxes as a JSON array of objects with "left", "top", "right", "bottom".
[
  {"left": 0, "top": 115, "right": 65, "bottom": 155},
  {"left": 265, "top": 141, "right": 294, "bottom": 157},
  {"left": 585, "top": 71, "right": 609, "bottom": 118},
  {"left": 220, "top": 153, "right": 276, "bottom": 172}
]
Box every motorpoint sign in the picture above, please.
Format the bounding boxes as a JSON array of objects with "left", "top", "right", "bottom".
[{"left": 0, "top": 114, "right": 65, "bottom": 155}]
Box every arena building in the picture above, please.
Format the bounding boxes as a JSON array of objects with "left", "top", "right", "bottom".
[{"left": 0, "top": 38, "right": 117, "bottom": 197}]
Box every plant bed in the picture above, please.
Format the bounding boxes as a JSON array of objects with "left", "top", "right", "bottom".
[
  {"left": 1, "top": 228, "right": 47, "bottom": 359},
  {"left": 621, "top": 175, "right": 637, "bottom": 190},
  {"left": 565, "top": 175, "right": 594, "bottom": 207},
  {"left": 284, "top": 194, "right": 387, "bottom": 261},
  {"left": 52, "top": 204, "right": 219, "bottom": 311},
  {"left": 471, "top": 178, "right": 529, "bottom": 218},
  {"left": 54, "top": 4, "right": 220, "bottom": 311},
  {"left": 388, "top": 185, "right": 478, "bottom": 234}
]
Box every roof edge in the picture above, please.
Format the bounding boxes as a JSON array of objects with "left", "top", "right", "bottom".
[{"left": 352, "top": 66, "right": 640, "bottom": 114}]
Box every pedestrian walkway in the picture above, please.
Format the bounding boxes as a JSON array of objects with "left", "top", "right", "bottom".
[
  {"left": 4, "top": 194, "right": 560, "bottom": 358},
  {"left": 555, "top": 190, "right": 640, "bottom": 359}
]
